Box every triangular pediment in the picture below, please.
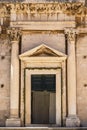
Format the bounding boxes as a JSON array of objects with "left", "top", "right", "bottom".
[{"left": 19, "top": 44, "right": 67, "bottom": 58}]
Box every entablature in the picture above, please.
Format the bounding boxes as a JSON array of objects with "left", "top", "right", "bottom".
[
  {"left": 10, "top": 21, "right": 76, "bottom": 30},
  {"left": 0, "top": 2, "right": 87, "bottom": 30}
]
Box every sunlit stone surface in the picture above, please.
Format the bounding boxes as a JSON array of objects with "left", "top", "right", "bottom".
[{"left": 0, "top": 0, "right": 86, "bottom": 127}]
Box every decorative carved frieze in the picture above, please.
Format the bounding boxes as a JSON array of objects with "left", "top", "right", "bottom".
[
  {"left": 7, "top": 28, "right": 21, "bottom": 41},
  {"left": 13, "top": 3, "right": 85, "bottom": 16},
  {"left": 64, "top": 28, "right": 78, "bottom": 41},
  {"left": 0, "top": 4, "right": 10, "bottom": 17},
  {"left": 0, "top": 2, "right": 86, "bottom": 18}
]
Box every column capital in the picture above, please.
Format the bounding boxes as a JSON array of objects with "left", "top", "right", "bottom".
[
  {"left": 64, "top": 28, "right": 78, "bottom": 42},
  {"left": 7, "top": 28, "right": 22, "bottom": 42}
]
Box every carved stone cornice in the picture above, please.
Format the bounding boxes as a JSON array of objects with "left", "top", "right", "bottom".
[
  {"left": 64, "top": 28, "right": 78, "bottom": 41},
  {"left": 0, "top": 2, "right": 86, "bottom": 18},
  {"left": 7, "top": 28, "right": 21, "bottom": 41},
  {"left": 0, "top": 3, "right": 10, "bottom": 17},
  {"left": 12, "top": 3, "right": 85, "bottom": 16}
]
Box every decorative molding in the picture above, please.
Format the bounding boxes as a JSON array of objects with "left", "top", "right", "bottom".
[
  {"left": 0, "top": 2, "right": 86, "bottom": 17},
  {"left": 13, "top": 3, "right": 85, "bottom": 16},
  {"left": 7, "top": 28, "right": 21, "bottom": 41},
  {"left": 10, "top": 21, "right": 75, "bottom": 30},
  {"left": 0, "top": 4, "right": 10, "bottom": 17},
  {"left": 19, "top": 44, "right": 67, "bottom": 62}
]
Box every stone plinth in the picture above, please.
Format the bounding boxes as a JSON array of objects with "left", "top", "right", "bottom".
[
  {"left": 6, "top": 118, "right": 21, "bottom": 127},
  {"left": 66, "top": 115, "right": 80, "bottom": 127}
]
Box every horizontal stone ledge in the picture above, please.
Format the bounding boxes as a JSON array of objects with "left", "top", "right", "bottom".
[
  {"left": 10, "top": 21, "right": 75, "bottom": 31},
  {"left": 0, "top": 127, "right": 87, "bottom": 130},
  {"left": 77, "top": 27, "right": 87, "bottom": 34}
]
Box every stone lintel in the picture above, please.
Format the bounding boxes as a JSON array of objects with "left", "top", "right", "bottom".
[{"left": 10, "top": 21, "right": 75, "bottom": 30}]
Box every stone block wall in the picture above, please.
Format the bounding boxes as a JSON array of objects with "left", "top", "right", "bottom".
[
  {"left": 0, "top": 35, "right": 11, "bottom": 126},
  {"left": 76, "top": 35, "right": 87, "bottom": 126}
]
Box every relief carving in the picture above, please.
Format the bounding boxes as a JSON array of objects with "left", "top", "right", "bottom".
[
  {"left": 0, "top": 4, "right": 10, "bottom": 17},
  {"left": 10, "top": 4, "right": 16, "bottom": 13},
  {"left": 65, "top": 28, "right": 78, "bottom": 41},
  {"left": 0, "top": 2, "right": 87, "bottom": 17},
  {"left": 7, "top": 28, "right": 21, "bottom": 41},
  {"left": 0, "top": 3, "right": 86, "bottom": 18},
  {"left": 63, "top": 3, "right": 84, "bottom": 15}
]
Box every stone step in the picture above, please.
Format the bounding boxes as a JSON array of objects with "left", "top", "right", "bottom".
[{"left": 0, "top": 127, "right": 87, "bottom": 130}]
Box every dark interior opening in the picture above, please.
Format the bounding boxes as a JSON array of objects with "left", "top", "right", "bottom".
[
  {"left": 31, "top": 74, "right": 56, "bottom": 124},
  {"left": 31, "top": 74, "right": 56, "bottom": 91}
]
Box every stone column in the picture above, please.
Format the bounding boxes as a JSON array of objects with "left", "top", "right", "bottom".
[
  {"left": 6, "top": 28, "right": 21, "bottom": 127},
  {"left": 62, "top": 61, "right": 67, "bottom": 126},
  {"left": 25, "top": 69, "right": 31, "bottom": 126},
  {"left": 65, "top": 28, "right": 80, "bottom": 127},
  {"left": 56, "top": 69, "right": 61, "bottom": 126}
]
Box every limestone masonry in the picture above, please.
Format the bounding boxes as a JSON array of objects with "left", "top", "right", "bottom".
[{"left": 0, "top": 0, "right": 87, "bottom": 127}]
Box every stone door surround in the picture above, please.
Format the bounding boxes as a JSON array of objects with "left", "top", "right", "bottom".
[
  {"left": 25, "top": 68, "right": 61, "bottom": 126},
  {"left": 6, "top": 42, "right": 67, "bottom": 127},
  {"left": 19, "top": 44, "right": 67, "bottom": 126}
]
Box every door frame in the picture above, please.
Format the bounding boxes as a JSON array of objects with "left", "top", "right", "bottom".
[
  {"left": 25, "top": 68, "right": 62, "bottom": 126},
  {"left": 19, "top": 45, "right": 67, "bottom": 126}
]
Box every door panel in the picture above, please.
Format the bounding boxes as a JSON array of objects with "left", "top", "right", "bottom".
[
  {"left": 32, "top": 91, "right": 49, "bottom": 124},
  {"left": 31, "top": 74, "right": 56, "bottom": 124}
]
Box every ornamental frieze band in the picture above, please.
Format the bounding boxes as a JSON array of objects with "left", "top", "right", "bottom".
[{"left": 0, "top": 2, "right": 86, "bottom": 17}]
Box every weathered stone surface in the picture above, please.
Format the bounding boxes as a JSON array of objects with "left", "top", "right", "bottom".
[
  {"left": 0, "top": 0, "right": 87, "bottom": 128},
  {"left": 0, "top": 37, "right": 11, "bottom": 126},
  {"left": 66, "top": 116, "right": 80, "bottom": 127},
  {"left": 76, "top": 35, "right": 87, "bottom": 126},
  {"left": 6, "top": 118, "right": 21, "bottom": 127}
]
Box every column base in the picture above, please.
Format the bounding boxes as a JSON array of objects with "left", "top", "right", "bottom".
[
  {"left": 66, "top": 115, "right": 80, "bottom": 127},
  {"left": 6, "top": 118, "right": 21, "bottom": 127}
]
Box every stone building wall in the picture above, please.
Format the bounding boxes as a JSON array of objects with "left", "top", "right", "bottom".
[
  {"left": 0, "top": 35, "right": 11, "bottom": 126},
  {"left": 0, "top": 1, "right": 87, "bottom": 127},
  {"left": 76, "top": 35, "right": 87, "bottom": 126}
]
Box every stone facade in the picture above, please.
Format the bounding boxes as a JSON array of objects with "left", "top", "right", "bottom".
[{"left": 0, "top": 0, "right": 87, "bottom": 127}]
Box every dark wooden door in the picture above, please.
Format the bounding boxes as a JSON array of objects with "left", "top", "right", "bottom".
[
  {"left": 32, "top": 91, "right": 49, "bottom": 124},
  {"left": 31, "top": 75, "right": 56, "bottom": 124}
]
